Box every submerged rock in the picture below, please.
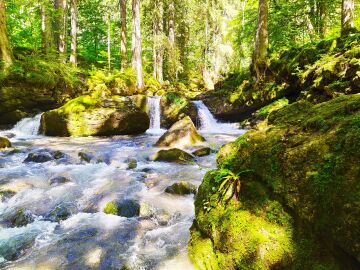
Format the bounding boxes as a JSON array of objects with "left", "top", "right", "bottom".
[
  {"left": 192, "top": 147, "right": 212, "bottom": 157},
  {"left": 8, "top": 209, "right": 34, "bottom": 227},
  {"left": 152, "top": 148, "right": 194, "bottom": 164},
  {"left": 0, "top": 190, "right": 16, "bottom": 202},
  {"left": 165, "top": 181, "right": 197, "bottom": 195},
  {"left": 126, "top": 158, "right": 137, "bottom": 170},
  {"left": 0, "top": 137, "right": 11, "bottom": 149},
  {"left": 155, "top": 116, "right": 206, "bottom": 149},
  {"left": 24, "top": 152, "right": 53, "bottom": 163},
  {"left": 103, "top": 199, "right": 140, "bottom": 218},
  {"left": 189, "top": 94, "right": 360, "bottom": 269},
  {"left": 49, "top": 176, "right": 71, "bottom": 186},
  {"left": 41, "top": 95, "right": 150, "bottom": 137},
  {"left": 45, "top": 203, "right": 77, "bottom": 222}
]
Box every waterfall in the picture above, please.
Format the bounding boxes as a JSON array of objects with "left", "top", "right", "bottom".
[
  {"left": 146, "top": 96, "right": 165, "bottom": 135},
  {"left": 193, "top": 101, "right": 244, "bottom": 134},
  {"left": 12, "top": 114, "right": 42, "bottom": 136}
]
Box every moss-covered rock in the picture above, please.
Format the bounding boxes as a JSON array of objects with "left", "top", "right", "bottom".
[
  {"left": 152, "top": 148, "right": 194, "bottom": 164},
  {"left": 41, "top": 95, "right": 150, "bottom": 137},
  {"left": 103, "top": 199, "right": 140, "bottom": 218},
  {"left": 192, "top": 147, "right": 212, "bottom": 157},
  {"left": 155, "top": 116, "right": 206, "bottom": 149},
  {"left": 160, "top": 92, "right": 198, "bottom": 128},
  {"left": 189, "top": 94, "right": 360, "bottom": 269},
  {"left": 0, "top": 137, "right": 11, "bottom": 149},
  {"left": 165, "top": 181, "right": 197, "bottom": 195}
]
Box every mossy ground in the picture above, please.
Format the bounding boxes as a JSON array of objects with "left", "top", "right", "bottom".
[{"left": 189, "top": 94, "right": 360, "bottom": 270}]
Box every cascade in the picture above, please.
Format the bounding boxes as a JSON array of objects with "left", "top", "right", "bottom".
[
  {"left": 146, "top": 96, "right": 165, "bottom": 135},
  {"left": 12, "top": 114, "right": 42, "bottom": 136}
]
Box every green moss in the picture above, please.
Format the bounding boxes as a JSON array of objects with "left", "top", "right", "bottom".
[
  {"left": 103, "top": 201, "right": 119, "bottom": 215},
  {"left": 0, "top": 137, "right": 11, "bottom": 149}
]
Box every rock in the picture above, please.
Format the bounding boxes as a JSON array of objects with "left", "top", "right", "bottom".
[
  {"left": 126, "top": 158, "right": 137, "bottom": 170},
  {"left": 45, "top": 203, "right": 77, "bottom": 222},
  {"left": 152, "top": 148, "right": 194, "bottom": 164},
  {"left": 0, "top": 137, "right": 11, "bottom": 149},
  {"left": 192, "top": 147, "right": 212, "bottom": 157},
  {"left": 155, "top": 210, "right": 172, "bottom": 226},
  {"left": 78, "top": 151, "right": 94, "bottom": 163},
  {"left": 9, "top": 209, "right": 34, "bottom": 227},
  {"left": 0, "top": 190, "right": 16, "bottom": 202},
  {"left": 165, "top": 181, "right": 197, "bottom": 195},
  {"left": 160, "top": 92, "right": 198, "bottom": 128},
  {"left": 155, "top": 116, "right": 206, "bottom": 149},
  {"left": 23, "top": 152, "right": 53, "bottom": 163},
  {"left": 49, "top": 176, "right": 71, "bottom": 186},
  {"left": 103, "top": 199, "right": 140, "bottom": 218},
  {"left": 41, "top": 95, "right": 150, "bottom": 137},
  {"left": 189, "top": 94, "right": 360, "bottom": 269},
  {"left": 139, "top": 202, "right": 155, "bottom": 218}
]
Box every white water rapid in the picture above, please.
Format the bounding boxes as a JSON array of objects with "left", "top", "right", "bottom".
[
  {"left": 193, "top": 100, "right": 244, "bottom": 135},
  {"left": 146, "top": 96, "right": 166, "bottom": 135},
  {"left": 11, "top": 113, "right": 42, "bottom": 137}
]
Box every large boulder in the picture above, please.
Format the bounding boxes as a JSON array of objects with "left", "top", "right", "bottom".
[
  {"left": 189, "top": 94, "right": 360, "bottom": 269},
  {"left": 103, "top": 199, "right": 140, "bottom": 218},
  {"left": 0, "top": 137, "right": 11, "bottom": 149},
  {"left": 41, "top": 95, "right": 150, "bottom": 137},
  {"left": 155, "top": 116, "right": 206, "bottom": 149},
  {"left": 160, "top": 92, "right": 198, "bottom": 128},
  {"left": 152, "top": 148, "right": 194, "bottom": 164}
]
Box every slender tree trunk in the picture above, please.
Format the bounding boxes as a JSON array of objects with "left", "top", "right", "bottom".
[
  {"left": 0, "top": 0, "right": 12, "bottom": 70},
  {"left": 120, "top": 0, "right": 127, "bottom": 70},
  {"left": 253, "top": 0, "right": 268, "bottom": 83},
  {"left": 318, "top": 0, "right": 327, "bottom": 38},
  {"left": 107, "top": 12, "right": 111, "bottom": 70},
  {"left": 41, "top": 1, "right": 55, "bottom": 55},
  {"left": 341, "top": 0, "right": 355, "bottom": 36},
  {"left": 167, "top": 0, "right": 177, "bottom": 81},
  {"left": 70, "top": 0, "right": 77, "bottom": 65},
  {"left": 168, "top": 0, "right": 175, "bottom": 47},
  {"left": 132, "top": 0, "right": 143, "bottom": 88},
  {"left": 153, "top": 0, "right": 163, "bottom": 83},
  {"left": 305, "top": 14, "right": 316, "bottom": 41},
  {"left": 55, "top": 0, "right": 67, "bottom": 60}
]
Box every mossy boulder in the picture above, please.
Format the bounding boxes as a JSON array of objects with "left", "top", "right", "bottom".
[
  {"left": 152, "top": 148, "right": 194, "bottom": 164},
  {"left": 160, "top": 92, "right": 198, "bottom": 128},
  {"left": 165, "top": 181, "right": 197, "bottom": 195},
  {"left": 41, "top": 95, "right": 150, "bottom": 137},
  {"left": 192, "top": 147, "right": 212, "bottom": 157},
  {"left": 0, "top": 137, "right": 11, "bottom": 149},
  {"left": 155, "top": 116, "right": 206, "bottom": 149},
  {"left": 103, "top": 199, "right": 140, "bottom": 218},
  {"left": 189, "top": 94, "right": 360, "bottom": 269}
]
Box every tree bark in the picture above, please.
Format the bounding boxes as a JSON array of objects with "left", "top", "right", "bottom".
[
  {"left": 70, "top": 0, "right": 77, "bottom": 65},
  {"left": 107, "top": 12, "right": 111, "bottom": 70},
  {"left": 318, "top": 0, "right": 327, "bottom": 38},
  {"left": 120, "top": 0, "right": 127, "bottom": 70},
  {"left": 0, "top": 0, "right": 12, "bottom": 70},
  {"left": 132, "top": 0, "right": 143, "bottom": 88},
  {"left": 253, "top": 0, "right": 268, "bottom": 83},
  {"left": 341, "top": 0, "right": 355, "bottom": 36},
  {"left": 41, "top": 0, "right": 56, "bottom": 55},
  {"left": 55, "top": 0, "right": 67, "bottom": 59},
  {"left": 153, "top": 0, "right": 164, "bottom": 83}
]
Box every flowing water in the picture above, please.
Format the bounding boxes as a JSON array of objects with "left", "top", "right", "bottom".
[
  {"left": 0, "top": 112, "right": 243, "bottom": 270},
  {"left": 146, "top": 97, "right": 165, "bottom": 135},
  {"left": 193, "top": 101, "right": 244, "bottom": 135}
]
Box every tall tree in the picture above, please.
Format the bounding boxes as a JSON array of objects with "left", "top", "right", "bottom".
[
  {"left": 70, "top": 0, "right": 77, "bottom": 65},
  {"left": 341, "top": 0, "right": 355, "bottom": 36},
  {"left": 253, "top": 0, "right": 268, "bottom": 83},
  {"left": 41, "top": 0, "right": 56, "bottom": 55},
  {"left": 120, "top": 0, "right": 127, "bottom": 70},
  {"left": 132, "top": 0, "right": 143, "bottom": 88},
  {"left": 107, "top": 11, "right": 111, "bottom": 70},
  {"left": 153, "top": 0, "right": 164, "bottom": 83},
  {"left": 54, "top": 0, "right": 67, "bottom": 59},
  {"left": 0, "top": 0, "right": 12, "bottom": 70}
]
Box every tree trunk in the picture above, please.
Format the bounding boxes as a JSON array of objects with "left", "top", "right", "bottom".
[
  {"left": 0, "top": 0, "right": 12, "bottom": 70},
  {"left": 107, "top": 12, "right": 111, "bottom": 70},
  {"left": 153, "top": 0, "right": 164, "bottom": 83},
  {"left": 341, "top": 0, "right": 355, "bottom": 36},
  {"left": 132, "top": 0, "right": 143, "bottom": 88},
  {"left": 55, "top": 0, "right": 67, "bottom": 60},
  {"left": 167, "top": 0, "right": 177, "bottom": 81},
  {"left": 168, "top": 0, "right": 175, "bottom": 47},
  {"left": 70, "top": 0, "right": 77, "bottom": 65},
  {"left": 318, "top": 0, "right": 327, "bottom": 38},
  {"left": 253, "top": 0, "right": 268, "bottom": 83},
  {"left": 120, "top": 0, "right": 127, "bottom": 70},
  {"left": 41, "top": 0, "right": 55, "bottom": 55}
]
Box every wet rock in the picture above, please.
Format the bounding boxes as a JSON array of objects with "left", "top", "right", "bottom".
[
  {"left": 1, "top": 133, "right": 16, "bottom": 139},
  {"left": 139, "top": 202, "right": 155, "bottom": 218},
  {"left": 103, "top": 199, "right": 140, "bottom": 218},
  {"left": 0, "top": 190, "right": 16, "bottom": 202},
  {"left": 78, "top": 151, "right": 93, "bottom": 163},
  {"left": 152, "top": 148, "right": 194, "bottom": 164},
  {"left": 126, "top": 158, "right": 137, "bottom": 170},
  {"left": 165, "top": 181, "right": 197, "bottom": 195},
  {"left": 9, "top": 209, "right": 34, "bottom": 227},
  {"left": 23, "top": 152, "right": 53, "bottom": 163},
  {"left": 192, "top": 147, "right": 212, "bottom": 157},
  {"left": 41, "top": 95, "right": 150, "bottom": 137},
  {"left": 49, "top": 176, "right": 71, "bottom": 186},
  {"left": 155, "top": 116, "right": 206, "bottom": 149},
  {"left": 155, "top": 210, "right": 172, "bottom": 226},
  {"left": 53, "top": 150, "right": 66, "bottom": 160},
  {"left": 0, "top": 137, "right": 11, "bottom": 149},
  {"left": 45, "top": 203, "right": 77, "bottom": 222}
]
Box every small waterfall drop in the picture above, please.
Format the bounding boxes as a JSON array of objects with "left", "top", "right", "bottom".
[
  {"left": 12, "top": 114, "right": 42, "bottom": 136},
  {"left": 146, "top": 96, "right": 165, "bottom": 135},
  {"left": 193, "top": 101, "right": 244, "bottom": 134}
]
